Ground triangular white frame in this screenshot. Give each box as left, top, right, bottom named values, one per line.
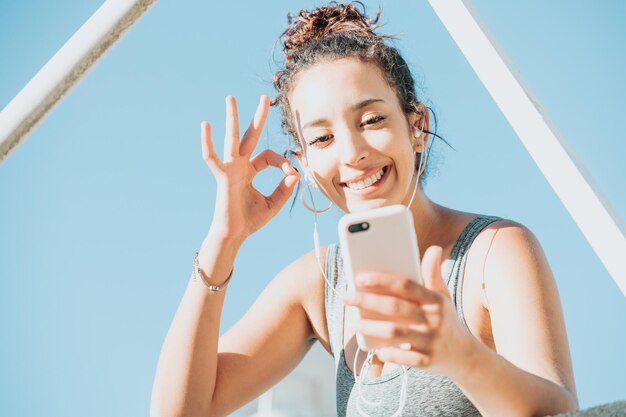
left=0, top=0, right=624, bottom=295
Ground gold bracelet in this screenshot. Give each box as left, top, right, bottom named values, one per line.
left=192, top=252, right=233, bottom=292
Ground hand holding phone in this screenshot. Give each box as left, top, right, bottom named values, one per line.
left=338, top=204, right=423, bottom=350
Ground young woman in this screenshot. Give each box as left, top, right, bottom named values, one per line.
left=151, top=4, right=578, bottom=417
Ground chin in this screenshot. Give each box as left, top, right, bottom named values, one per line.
left=345, top=197, right=395, bottom=213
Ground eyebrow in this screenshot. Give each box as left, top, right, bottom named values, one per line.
left=301, top=98, right=385, bottom=130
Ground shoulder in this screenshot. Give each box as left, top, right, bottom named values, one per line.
left=479, top=220, right=548, bottom=277
left=465, top=217, right=543, bottom=263
left=483, top=220, right=555, bottom=308
left=469, top=219, right=549, bottom=284
left=252, top=246, right=329, bottom=323
left=462, top=218, right=549, bottom=308
left=271, top=246, right=332, bottom=351
left=273, top=246, right=330, bottom=296
left=464, top=218, right=559, bottom=329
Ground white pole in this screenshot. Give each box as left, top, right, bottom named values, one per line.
left=427, top=0, right=626, bottom=296
left=0, top=0, right=157, bottom=163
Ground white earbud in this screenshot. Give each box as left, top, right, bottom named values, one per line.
left=305, top=168, right=318, bottom=189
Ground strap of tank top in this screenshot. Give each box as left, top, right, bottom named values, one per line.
left=445, top=215, right=503, bottom=327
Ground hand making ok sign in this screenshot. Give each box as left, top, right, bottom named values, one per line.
left=201, top=95, right=301, bottom=241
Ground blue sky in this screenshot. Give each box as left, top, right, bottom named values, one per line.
left=1, top=1, right=625, bottom=416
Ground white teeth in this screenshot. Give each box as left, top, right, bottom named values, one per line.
left=346, top=168, right=385, bottom=191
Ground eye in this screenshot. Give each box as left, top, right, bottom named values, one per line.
left=361, top=115, right=386, bottom=127
left=307, top=134, right=333, bottom=147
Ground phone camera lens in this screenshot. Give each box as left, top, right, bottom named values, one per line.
left=348, top=222, right=370, bottom=233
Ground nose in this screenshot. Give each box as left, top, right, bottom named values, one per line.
left=338, top=126, right=370, bottom=166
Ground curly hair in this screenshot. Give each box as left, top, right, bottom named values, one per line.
left=272, top=2, right=431, bottom=150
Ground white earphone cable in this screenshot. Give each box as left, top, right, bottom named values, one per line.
left=300, top=109, right=428, bottom=416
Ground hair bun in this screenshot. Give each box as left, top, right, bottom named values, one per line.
left=280, top=2, right=382, bottom=64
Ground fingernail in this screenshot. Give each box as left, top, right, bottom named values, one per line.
left=285, top=176, right=298, bottom=188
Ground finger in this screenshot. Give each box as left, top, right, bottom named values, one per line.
left=343, top=292, right=427, bottom=325
left=200, top=121, right=223, bottom=171
left=240, top=95, right=270, bottom=156
left=375, top=346, right=432, bottom=368
left=224, top=96, right=240, bottom=160
left=249, top=149, right=300, bottom=210
left=250, top=149, right=295, bottom=174
left=355, top=273, right=441, bottom=305
left=354, top=319, right=431, bottom=350
left=421, top=246, right=450, bottom=298
left=266, top=171, right=300, bottom=212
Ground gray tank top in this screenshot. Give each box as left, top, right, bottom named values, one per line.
left=324, top=215, right=502, bottom=416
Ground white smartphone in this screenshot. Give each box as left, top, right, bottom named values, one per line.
left=338, top=204, right=423, bottom=350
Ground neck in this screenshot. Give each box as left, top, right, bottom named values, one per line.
left=404, top=181, right=450, bottom=258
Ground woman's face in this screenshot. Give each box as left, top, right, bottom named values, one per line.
left=289, top=58, right=424, bottom=213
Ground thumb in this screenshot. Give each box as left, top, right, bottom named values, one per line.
left=421, top=246, right=450, bottom=298
left=267, top=171, right=300, bottom=211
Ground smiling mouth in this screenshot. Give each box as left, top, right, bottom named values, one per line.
left=341, top=165, right=389, bottom=192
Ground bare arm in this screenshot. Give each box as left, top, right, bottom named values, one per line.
left=150, top=235, right=323, bottom=417
left=454, top=223, right=578, bottom=416
left=208, top=248, right=326, bottom=416
left=150, top=232, right=242, bottom=417
left=151, top=95, right=312, bottom=417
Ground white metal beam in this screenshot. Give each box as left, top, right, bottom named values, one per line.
left=427, top=0, right=626, bottom=296
left=0, top=0, right=157, bottom=163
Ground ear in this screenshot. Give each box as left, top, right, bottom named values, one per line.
left=409, top=103, right=430, bottom=154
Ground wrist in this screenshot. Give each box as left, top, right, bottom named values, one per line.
left=448, top=334, right=488, bottom=383
left=205, top=228, right=246, bottom=249
left=193, top=252, right=233, bottom=291
left=194, top=231, right=244, bottom=289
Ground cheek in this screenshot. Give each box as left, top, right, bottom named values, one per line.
left=376, top=134, right=414, bottom=166
left=307, top=153, right=337, bottom=184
